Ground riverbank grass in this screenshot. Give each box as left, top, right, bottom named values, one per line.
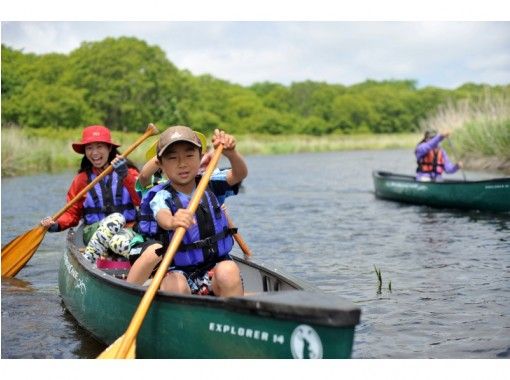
left=1, top=127, right=420, bottom=177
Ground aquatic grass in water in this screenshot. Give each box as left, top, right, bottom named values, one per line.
left=374, top=265, right=392, bottom=294
left=374, top=265, right=382, bottom=294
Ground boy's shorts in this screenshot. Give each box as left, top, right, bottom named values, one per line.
left=171, top=265, right=216, bottom=295
left=130, top=240, right=240, bottom=295
left=169, top=256, right=236, bottom=296
left=128, top=238, right=161, bottom=264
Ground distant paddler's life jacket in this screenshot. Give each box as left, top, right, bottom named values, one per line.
left=82, top=170, right=137, bottom=225
left=137, top=178, right=236, bottom=268
left=416, top=148, right=445, bottom=174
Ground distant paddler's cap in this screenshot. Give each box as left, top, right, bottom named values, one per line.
left=72, top=125, right=120, bottom=154
left=155, top=126, right=207, bottom=159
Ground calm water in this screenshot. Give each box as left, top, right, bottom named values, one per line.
left=2, top=149, right=509, bottom=358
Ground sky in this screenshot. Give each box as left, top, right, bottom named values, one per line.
left=1, top=3, right=510, bottom=90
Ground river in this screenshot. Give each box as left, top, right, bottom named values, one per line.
left=1, top=149, right=509, bottom=358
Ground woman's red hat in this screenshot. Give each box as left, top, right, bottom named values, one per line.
left=72, top=125, right=120, bottom=154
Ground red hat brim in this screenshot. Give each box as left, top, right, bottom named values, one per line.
left=72, top=140, right=121, bottom=154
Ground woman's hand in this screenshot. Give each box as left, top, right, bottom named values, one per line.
left=40, top=216, right=59, bottom=232
left=112, top=155, right=128, bottom=177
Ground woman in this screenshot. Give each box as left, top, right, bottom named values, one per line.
left=40, top=125, right=140, bottom=261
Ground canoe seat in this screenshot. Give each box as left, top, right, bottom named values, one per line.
left=96, top=257, right=131, bottom=270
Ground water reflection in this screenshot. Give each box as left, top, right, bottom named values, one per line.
left=60, top=301, right=106, bottom=358
left=1, top=277, right=36, bottom=292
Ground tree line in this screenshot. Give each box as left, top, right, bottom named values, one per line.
left=2, top=37, right=509, bottom=135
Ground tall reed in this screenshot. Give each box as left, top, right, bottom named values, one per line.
left=419, top=93, right=510, bottom=161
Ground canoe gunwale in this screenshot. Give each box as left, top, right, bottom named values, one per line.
left=373, top=170, right=510, bottom=185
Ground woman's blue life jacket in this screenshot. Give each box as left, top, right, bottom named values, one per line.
left=82, top=170, right=137, bottom=225
left=137, top=179, right=236, bottom=267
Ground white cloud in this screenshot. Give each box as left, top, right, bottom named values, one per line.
left=2, top=21, right=510, bottom=89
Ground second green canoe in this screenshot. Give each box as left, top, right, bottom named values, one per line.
left=373, top=170, right=510, bottom=212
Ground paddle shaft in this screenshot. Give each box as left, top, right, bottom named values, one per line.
left=113, top=145, right=224, bottom=358
left=224, top=210, right=252, bottom=257
left=446, top=138, right=467, bottom=181
left=51, top=123, right=159, bottom=221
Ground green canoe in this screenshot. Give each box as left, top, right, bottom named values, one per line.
left=59, top=227, right=361, bottom=358
left=373, top=170, right=510, bottom=212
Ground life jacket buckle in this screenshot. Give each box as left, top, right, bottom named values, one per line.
left=103, top=205, right=114, bottom=214
left=196, top=235, right=214, bottom=249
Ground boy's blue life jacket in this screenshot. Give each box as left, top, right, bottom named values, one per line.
left=137, top=178, right=236, bottom=267
left=82, top=170, right=137, bottom=225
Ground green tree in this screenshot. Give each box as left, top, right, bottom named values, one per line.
left=250, top=82, right=292, bottom=113
left=9, top=82, right=99, bottom=129
left=62, top=37, right=183, bottom=130
left=330, top=94, right=376, bottom=134
left=2, top=39, right=506, bottom=139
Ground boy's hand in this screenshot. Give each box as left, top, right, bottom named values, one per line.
left=212, top=129, right=236, bottom=151
left=171, top=209, right=195, bottom=229
left=211, top=128, right=248, bottom=186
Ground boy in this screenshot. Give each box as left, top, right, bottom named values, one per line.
left=127, top=126, right=247, bottom=297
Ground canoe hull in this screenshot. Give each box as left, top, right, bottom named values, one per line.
left=372, top=171, right=510, bottom=212
left=59, top=229, right=359, bottom=358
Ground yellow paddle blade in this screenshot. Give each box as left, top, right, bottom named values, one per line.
left=97, top=335, right=136, bottom=359
left=1, top=226, right=47, bottom=278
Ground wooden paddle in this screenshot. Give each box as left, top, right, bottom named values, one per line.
left=223, top=207, right=252, bottom=258
left=446, top=138, right=467, bottom=181
left=98, top=144, right=224, bottom=359
left=1, top=123, right=159, bottom=278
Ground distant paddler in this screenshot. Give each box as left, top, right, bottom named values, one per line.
left=415, top=128, right=463, bottom=182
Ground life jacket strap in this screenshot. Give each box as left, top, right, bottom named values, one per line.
left=137, top=214, right=155, bottom=221
left=179, top=227, right=237, bottom=251
left=83, top=204, right=136, bottom=215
